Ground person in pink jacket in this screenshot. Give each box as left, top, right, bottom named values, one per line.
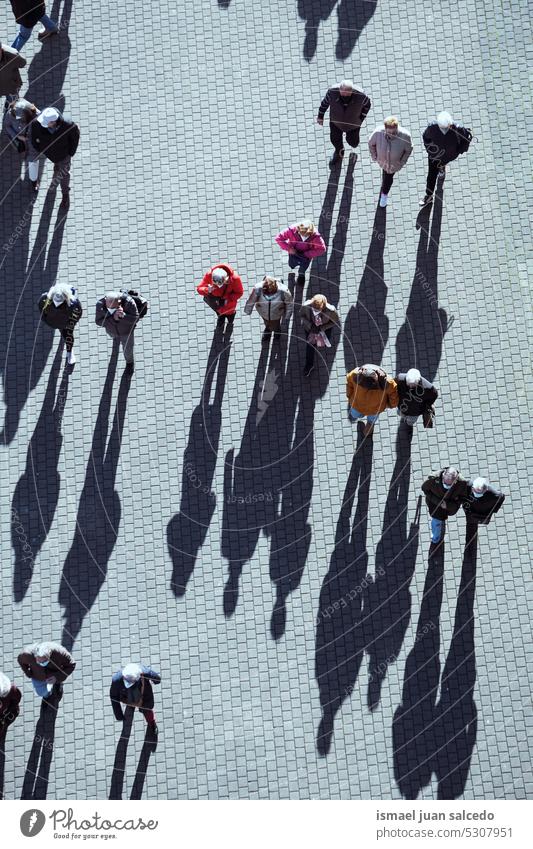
left=275, top=219, right=326, bottom=285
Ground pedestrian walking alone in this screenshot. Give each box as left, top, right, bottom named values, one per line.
left=317, top=79, right=371, bottom=167
left=368, top=116, right=413, bottom=208
left=110, top=663, right=161, bottom=738
left=463, top=477, right=505, bottom=527
left=0, top=41, right=26, bottom=102
left=3, top=97, right=41, bottom=191
left=421, top=467, right=468, bottom=544
left=10, top=1, right=58, bottom=52
left=396, top=368, right=438, bottom=428
left=420, top=110, right=472, bottom=206
left=300, top=294, right=339, bottom=376
left=346, top=364, right=398, bottom=438
left=275, top=219, right=326, bottom=286
left=30, top=106, right=80, bottom=209
left=38, top=283, right=82, bottom=366
left=95, top=291, right=139, bottom=373
left=0, top=672, right=21, bottom=740
left=244, top=275, right=293, bottom=342
left=196, top=263, right=243, bottom=334
left=17, top=641, right=76, bottom=708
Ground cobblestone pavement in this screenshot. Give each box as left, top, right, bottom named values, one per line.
left=0, top=0, right=531, bottom=799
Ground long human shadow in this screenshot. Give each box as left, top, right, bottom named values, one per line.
left=109, top=707, right=133, bottom=799
left=21, top=702, right=58, bottom=799
left=24, top=0, right=73, bottom=109
left=344, top=204, right=388, bottom=373
left=12, top=346, right=69, bottom=601
left=298, top=0, right=377, bottom=61
left=395, top=193, right=449, bottom=381
left=59, top=346, right=131, bottom=649
left=167, top=332, right=231, bottom=596
left=314, top=430, right=373, bottom=755
left=0, top=733, right=5, bottom=799
left=365, top=427, right=421, bottom=710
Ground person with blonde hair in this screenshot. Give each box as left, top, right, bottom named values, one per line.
left=38, top=283, right=83, bottom=366
left=275, top=219, right=326, bottom=285
left=300, top=294, right=339, bottom=376
left=244, top=275, right=293, bottom=342
left=368, top=115, right=413, bottom=207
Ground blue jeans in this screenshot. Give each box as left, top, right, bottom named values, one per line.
left=431, top=518, right=444, bottom=543
left=12, top=15, right=57, bottom=51
left=32, top=678, right=54, bottom=698
left=288, top=253, right=310, bottom=273
left=349, top=408, right=379, bottom=424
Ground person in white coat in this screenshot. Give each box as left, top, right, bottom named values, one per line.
left=368, top=116, right=413, bottom=207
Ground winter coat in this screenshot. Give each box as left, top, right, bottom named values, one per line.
left=110, top=666, right=161, bottom=720
left=39, top=290, right=82, bottom=330
left=300, top=300, right=339, bottom=335
left=0, top=684, right=21, bottom=731
left=0, top=45, right=26, bottom=97
left=346, top=366, right=398, bottom=415
left=275, top=226, right=326, bottom=259
left=10, top=0, right=47, bottom=28
left=18, top=643, right=76, bottom=683
left=421, top=470, right=469, bottom=520
left=31, top=115, right=80, bottom=163
left=368, top=126, right=413, bottom=174
left=244, top=284, right=293, bottom=322
left=463, top=485, right=505, bottom=524
left=196, top=263, right=244, bottom=316
left=2, top=99, right=40, bottom=158
left=318, top=85, right=371, bottom=131
left=95, top=293, right=138, bottom=339
left=396, top=373, right=438, bottom=416
left=422, top=122, right=471, bottom=165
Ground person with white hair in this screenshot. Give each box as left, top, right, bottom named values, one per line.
left=0, top=672, right=21, bottom=740
left=463, top=477, right=506, bottom=526
left=345, top=364, right=398, bottom=438
left=244, top=275, right=293, bottom=342
left=420, top=110, right=473, bottom=206
left=395, top=368, right=439, bottom=428
left=17, top=640, right=76, bottom=707
left=275, top=219, right=326, bottom=285
left=110, top=662, right=161, bottom=738
left=368, top=116, right=413, bottom=207
left=196, top=262, right=244, bottom=333
left=38, top=283, right=83, bottom=365
left=421, top=467, right=469, bottom=544
left=317, top=78, right=371, bottom=166
left=2, top=98, right=42, bottom=192
left=31, top=105, right=80, bottom=209
left=95, top=290, right=139, bottom=373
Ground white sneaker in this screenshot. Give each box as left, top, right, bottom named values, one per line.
left=379, top=193, right=388, bottom=207
left=67, top=351, right=76, bottom=365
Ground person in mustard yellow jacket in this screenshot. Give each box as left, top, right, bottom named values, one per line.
left=346, top=364, right=398, bottom=437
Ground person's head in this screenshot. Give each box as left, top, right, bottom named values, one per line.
left=0, top=672, right=11, bottom=698
left=384, top=116, right=399, bottom=136
left=405, top=368, right=421, bottom=387
left=35, top=643, right=52, bottom=666
left=437, top=110, right=453, bottom=130
left=122, top=663, right=143, bottom=688
left=471, top=477, right=488, bottom=498
left=442, top=467, right=459, bottom=489
left=296, top=219, right=315, bottom=238
left=48, top=283, right=74, bottom=307
left=11, top=99, right=36, bottom=120
left=105, top=291, right=122, bottom=309
left=262, top=275, right=279, bottom=295
left=339, top=80, right=354, bottom=98
left=310, top=294, right=326, bottom=311
left=211, top=267, right=229, bottom=286
left=38, top=106, right=60, bottom=130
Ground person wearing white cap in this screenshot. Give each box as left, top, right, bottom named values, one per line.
left=31, top=106, right=80, bottom=208
left=345, top=363, right=398, bottom=438
left=0, top=672, right=21, bottom=741
left=17, top=640, right=76, bottom=707
left=421, top=467, right=469, bottom=544
left=10, top=1, right=58, bottom=52
left=420, top=110, right=473, bottom=206
left=38, top=283, right=83, bottom=365
left=463, top=477, right=506, bottom=527
left=317, top=79, right=371, bottom=167
left=395, top=368, right=439, bottom=428
left=110, top=663, right=161, bottom=738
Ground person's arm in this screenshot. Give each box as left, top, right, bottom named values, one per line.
left=120, top=296, right=139, bottom=328
left=346, top=372, right=355, bottom=401
left=386, top=379, right=399, bottom=408
left=243, top=287, right=259, bottom=315
left=282, top=290, right=293, bottom=319
left=399, top=134, right=413, bottom=164
left=300, top=306, right=312, bottom=333
left=307, top=234, right=326, bottom=258
left=141, top=666, right=161, bottom=685
left=38, top=293, right=48, bottom=313
left=95, top=300, right=107, bottom=326
left=317, top=89, right=331, bottom=121
left=368, top=130, right=378, bottom=161
left=360, top=95, right=371, bottom=123
left=30, top=122, right=42, bottom=153
left=110, top=679, right=124, bottom=721
left=16, top=53, right=27, bottom=69
left=196, top=272, right=212, bottom=296
left=422, top=125, right=433, bottom=155
left=17, top=653, right=34, bottom=678
left=69, top=301, right=83, bottom=324
left=68, top=123, right=80, bottom=157
left=275, top=228, right=293, bottom=253
left=219, top=275, right=243, bottom=315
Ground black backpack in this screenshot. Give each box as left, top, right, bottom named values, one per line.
left=455, top=126, right=473, bottom=155
left=125, top=290, right=148, bottom=319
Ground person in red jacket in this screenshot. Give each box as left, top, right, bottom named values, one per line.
left=196, top=263, right=244, bottom=333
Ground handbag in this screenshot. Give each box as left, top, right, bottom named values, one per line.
left=423, top=405, right=435, bottom=428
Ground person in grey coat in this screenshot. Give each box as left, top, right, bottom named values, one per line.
left=317, top=78, right=371, bottom=166
left=3, top=98, right=41, bottom=190
left=244, top=275, right=293, bottom=342
left=300, top=294, right=339, bottom=376
left=95, top=291, right=139, bottom=373
left=0, top=41, right=26, bottom=100
left=368, top=116, right=413, bottom=207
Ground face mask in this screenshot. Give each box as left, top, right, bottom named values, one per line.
left=442, top=481, right=453, bottom=490
left=438, top=125, right=449, bottom=134
left=107, top=307, right=117, bottom=314
left=52, top=294, right=65, bottom=306
left=472, top=490, right=484, bottom=499
left=37, top=660, right=49, bottom=667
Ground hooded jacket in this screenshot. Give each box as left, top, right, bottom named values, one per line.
left=346, top=366, right=398, bottom=415
left=275, top=226, right=326, bottom=259
left=318, top=85, right=371, bottom=131
left=244, top=283, right=293, bottom=322
left=368, top=126, right=413, bottom=174
left=422, top=122, right=471, bottom=165
left=463, top=485, right=505, bottom=524
left=396, top=373, right=438, bottom=416
left=17, top=642, right=76, bottom=683
left=0, top=44, right=26, bottom=97
left=31, top=114, right=80, bottom=163
left=3, top=99, right=40, bottom=157
left=95, top=293, right=138, bottom=338
left=39, top=290, right=83, bottom=330
left=421, top=470, right=469, bottom=520
left=196, top=263, right=244, bottom=316
left=10, top=0, right=47, bottom=28
left=109, top=666, right=161, bottom=720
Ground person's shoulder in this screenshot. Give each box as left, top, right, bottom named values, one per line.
left=398, top=127, right=412, bottom=141
left=111, top=671, right=122, bottom=683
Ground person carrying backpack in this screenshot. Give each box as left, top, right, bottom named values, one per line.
left=420, top=110, right=472, bottom=206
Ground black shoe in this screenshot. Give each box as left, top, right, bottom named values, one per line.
left=419, top=193, right=433, bottom=207
left=262, top=330, right=271, bottom=343
left=59, top=193, right=70, bottom=209
left=303, top=364, right=315, bottom=377
left=147, top=721, right=158, bottom=738
left=125, top=361, right=134, bottom=374
left=329, top=149, right=344, bottom=167
left=296, top=273, right=306, bottom=285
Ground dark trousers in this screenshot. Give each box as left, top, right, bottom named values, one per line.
left=330, top=122, right=360, bottom=153
left=263, top=318, right=281, bottom=332
left=305, top=328, right=332, bottom=368
left=288, top=253, right=311, bottom=273
left=426, top=159, right=443, bottom=196
left=52, top=156, right=71, bottom=193
left=60, top=325, right=75, bottom=352
left=140, top=708, right=155, bottom=723
left=381, top=170, right=394, bottom=194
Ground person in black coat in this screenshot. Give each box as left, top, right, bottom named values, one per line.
left=110, top=663, right=161, bottom=738
left=396, top=368, right=439, bottom=428
left=10, top=1, right=58, bottom=52
left=420, top=110, right=472, bottom=206
left=31, top=107, right=80, bottom=208
left=317, top=79, right=371, bottom=166
left=463, top=477, right=505, bottom=526
left=421, top=467, right=469, bottom=544
left=0, top=41, right=26, bottom=99
left=38, top=283, right=83, bottom=366
left=0, top=672, right=21, bottom=740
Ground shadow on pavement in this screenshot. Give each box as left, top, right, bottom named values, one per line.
left=21, top=701, right=58, bottom=799
left=298, top=0, right=378, bottom=62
